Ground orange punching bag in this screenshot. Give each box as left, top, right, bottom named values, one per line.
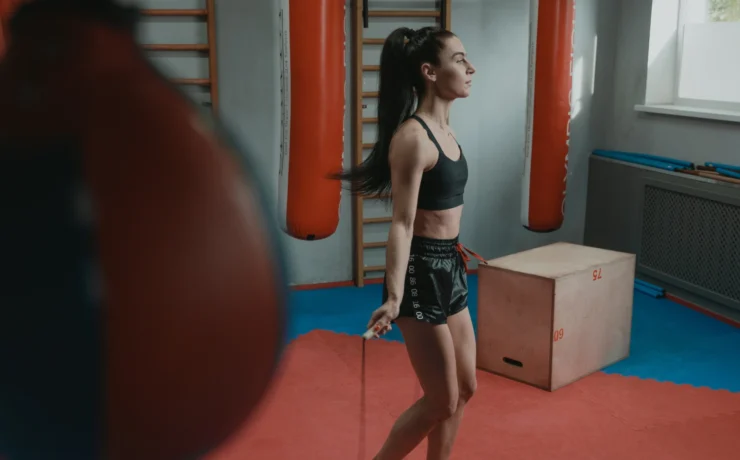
left=278, top=0, right=345, bottom=240
left=0, top=1, right=6, bottom=56
left=521, top=0, right=575, bottom=232
left=0, top=1, right=287, bottom=459
left=0, top=0, right=25, bottom=56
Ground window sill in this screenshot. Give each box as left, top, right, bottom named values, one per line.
left=634, top=104, right=740, bottom=124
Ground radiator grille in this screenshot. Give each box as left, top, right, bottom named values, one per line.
left=640, top=185, right=740, bottom=304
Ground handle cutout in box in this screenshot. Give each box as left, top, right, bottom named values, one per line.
left=503, top=357, right=523, bottom=367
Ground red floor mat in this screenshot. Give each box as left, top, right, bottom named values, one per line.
left=207, top=330, right=740, bottom=460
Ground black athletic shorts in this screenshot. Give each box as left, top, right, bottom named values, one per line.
left=382, top=235, right=472, bottom=325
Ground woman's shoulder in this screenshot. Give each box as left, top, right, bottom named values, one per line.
left=394, top=118, right=435, bottom=150
left=389, top=119, right=436, bottom=169
left=395, top=117, right=427, bottom=138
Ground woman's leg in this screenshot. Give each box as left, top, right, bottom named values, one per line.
left=425, top=308, right=477, bottom=460
left=374, top=318, right=459, bottom=460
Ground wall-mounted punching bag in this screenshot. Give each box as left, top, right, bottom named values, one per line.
left=278, top=0, right=345, bottom=241
left=521, top=0, right=575, bottom=233
left=0, top=1, right=287, bottom=459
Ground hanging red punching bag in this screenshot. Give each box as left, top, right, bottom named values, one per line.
left=277, top=0, right=345, bottom=240
left=521, top=0, right=575, bottom=232
left=0, top=1, right=287, bottom=459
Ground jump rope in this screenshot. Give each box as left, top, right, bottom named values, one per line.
left=358, top=327, right=423, bottom=460
left=356, top=246, right=485, bottom=458
left=358, top=327, right=375, bottom=460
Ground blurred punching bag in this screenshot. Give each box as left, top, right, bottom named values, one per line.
left=0, top=0, right=26, bottom=56
left=0, top=1, right=287, bottom=459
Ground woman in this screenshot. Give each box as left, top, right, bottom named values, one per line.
left=336, top=26, right=478, bottom=460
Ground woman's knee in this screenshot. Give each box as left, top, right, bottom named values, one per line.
left=458, top=377, right=477, bottom=403
left=424, top=388, right=459, bottom=421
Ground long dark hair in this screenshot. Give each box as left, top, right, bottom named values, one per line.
left=332, top=26, right=455, bottom=199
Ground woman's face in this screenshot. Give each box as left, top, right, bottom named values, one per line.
left=424, top=36, right=476, bottom=100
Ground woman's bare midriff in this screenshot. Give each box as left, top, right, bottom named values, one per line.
left=413, top=205, right=463, bottom=240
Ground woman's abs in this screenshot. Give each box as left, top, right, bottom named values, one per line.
left=413, top=205, right=463, bottom=240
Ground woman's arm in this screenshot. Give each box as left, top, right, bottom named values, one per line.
left=383, top=129, right=428, bottom=310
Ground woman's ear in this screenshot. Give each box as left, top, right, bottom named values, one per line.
left=420, top=62, right=437, bottom=82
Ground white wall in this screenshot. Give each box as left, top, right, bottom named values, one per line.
left=604, top=0, right=740, bottom=164
left=448, top=0, right=617, bottom=261
left=214, top=0, right=618, bottom=286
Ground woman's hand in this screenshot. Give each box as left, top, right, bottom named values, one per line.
left=366, top=301, right=400, bottom=338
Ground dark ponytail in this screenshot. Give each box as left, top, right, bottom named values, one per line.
left=332, top=26, right=455, bottom=200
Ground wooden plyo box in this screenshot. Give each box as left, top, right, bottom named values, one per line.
left=476, top=242, right=636, bottom=391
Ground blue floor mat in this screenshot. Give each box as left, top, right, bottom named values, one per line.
left=287, top=275, right=740, bottom=392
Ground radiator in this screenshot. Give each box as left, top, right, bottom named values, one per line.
left=584, top=155, right=740, bottom=313
left=640, top=185, right=740, bottom=307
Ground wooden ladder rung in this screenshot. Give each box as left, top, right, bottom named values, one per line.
left=353, top=0, right=450, bottom=288
left=363, top=216, right=392, bottom=224
left=172, top=78, right=211, bottom=86
left=369, top=10, right=439, bottom=18
left=363, top=241, right=387, bottom=249
left=140, top=9, right=208, bottom=17
left=364, top=265, right=386, bottom=273
left=142, top=44, right=210, bottom=51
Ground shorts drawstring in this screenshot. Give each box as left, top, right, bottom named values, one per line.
left=455, top=243, right=488, bottom=272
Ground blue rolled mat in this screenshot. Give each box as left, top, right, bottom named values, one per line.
left=635, top=278, right=665, bottom=293
left=717, top=168, right=740, bottom=179
left=593, top=149, right=694, bottom=168
left=592, top=150, right=684, bottom=172
left=634, top=282, right=664, bottom=298
left=706, top=162, right=740, bottom=172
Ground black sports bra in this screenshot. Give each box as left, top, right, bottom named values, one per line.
left=411, top=115, right=468, bottom=211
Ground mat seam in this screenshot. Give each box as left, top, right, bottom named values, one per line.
left=578, top=376, right=740, bottom=431
left=599, top=372, right=740, bottom=394
left=630, top=408, right=740, bottom=432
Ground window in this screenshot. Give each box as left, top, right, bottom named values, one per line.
left=637, top=0, right=740, bottom=122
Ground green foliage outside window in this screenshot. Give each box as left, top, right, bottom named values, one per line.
left=709, top=0, right=740, bottom=22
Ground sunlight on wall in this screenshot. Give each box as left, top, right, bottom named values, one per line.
left=591, top=34, right=598, bottom=95
left=571, top=32, right=598, bottom=121
left=571, top=56, right=583, bottom=119
left=648, top=0, right=680, bottom=67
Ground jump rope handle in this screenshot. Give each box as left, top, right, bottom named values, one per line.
left=362, top=327, right=376, bottom=340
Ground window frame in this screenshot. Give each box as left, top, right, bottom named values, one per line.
left=636, top=0, right=740, bottom=123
